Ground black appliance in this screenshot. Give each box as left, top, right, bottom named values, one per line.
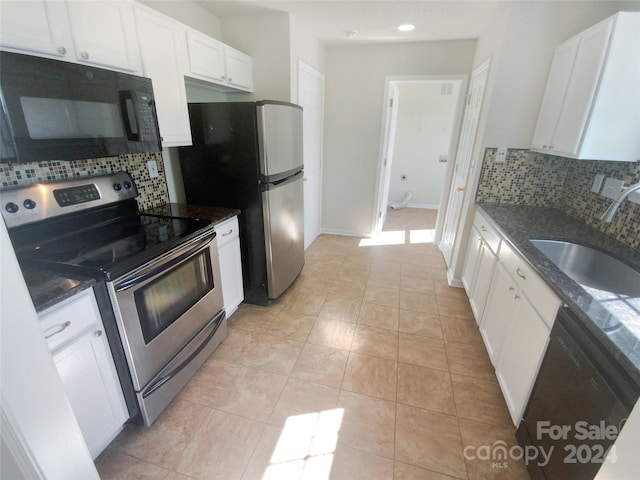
left=0, top=51, right=161, bottom=163
left=179, top=101, right=304, bottom=305
left=517, top=306, right=640, bottom=479
left=1, top=172, right=227, bottom=426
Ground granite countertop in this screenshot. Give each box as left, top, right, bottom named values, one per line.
left=477, top=202, right=640, bottom=384
left=21, top=266, right=96, bottom=313
left=142, top=203, right=240, bottom=225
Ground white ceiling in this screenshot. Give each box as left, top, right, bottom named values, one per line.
left=195, top=0, right=509, bottom=45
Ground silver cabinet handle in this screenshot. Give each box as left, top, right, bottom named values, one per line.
left=81, top=51, right=89, bottom=59
left=44, top=321, right=71, bottom=339
left=480, top=225, right=487, bottom=232
left=94, top=330, right=103, bottom=338
left=222, top=229, right=233, bottom=236
left=516, top=268, right=527, bottom=280
left=508, top=286, right=515, bottom=292
left=57, top=46, right=67, bottom=55
left=514, top=294, right=521, bottom=300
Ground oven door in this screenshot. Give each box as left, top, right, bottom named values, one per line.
left=108, top=229, right=224, bottom=391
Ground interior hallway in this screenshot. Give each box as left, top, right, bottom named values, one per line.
left=96, top=207, right=529, bottom=479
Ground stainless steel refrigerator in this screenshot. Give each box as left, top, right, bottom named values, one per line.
left=178, top=101, right=304, bottom=305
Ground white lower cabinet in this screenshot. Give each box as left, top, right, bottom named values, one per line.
left=461, top=210, right=500, bottom=323
left=216, top=216, right=244, bottom=317
left=476, top=216, right=561, bottom=426
left=39, top=288, right=128, bottom=459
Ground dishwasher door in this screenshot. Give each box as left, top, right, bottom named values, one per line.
left=516, top=307, right=639, bottom=480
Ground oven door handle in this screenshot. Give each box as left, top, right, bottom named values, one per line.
left=116, top=232, right=215, bottom=292
left=141, top=310, right=225, bottom=399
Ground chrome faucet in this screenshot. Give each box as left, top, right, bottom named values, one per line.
left=600, top=182, right=640, bottom=222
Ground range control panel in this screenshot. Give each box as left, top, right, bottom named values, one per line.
left=1, top=172, right=138, bottom=228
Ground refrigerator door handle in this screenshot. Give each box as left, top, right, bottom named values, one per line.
left=261, top=169, right=304, bottom=189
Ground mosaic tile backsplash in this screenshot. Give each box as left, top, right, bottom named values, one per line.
left=0, top=152, right=169, bottom=212
left=476, top=148, right=640, bottom=250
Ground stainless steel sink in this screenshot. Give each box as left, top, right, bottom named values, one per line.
left=529, top=239, right=640, bottom=297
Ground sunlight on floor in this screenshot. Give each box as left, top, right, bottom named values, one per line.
left=262, top=409, right=344, bottom=479
left=358, top=229, right=436, bottom=247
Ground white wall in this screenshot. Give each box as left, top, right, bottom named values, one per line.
left=389, top=82, right=459, bottom=208
left=222, top=14, right=292, bottom=101
left=323, top=40, right=476, bottom=236
left=289, top=14, right=327, bottom=104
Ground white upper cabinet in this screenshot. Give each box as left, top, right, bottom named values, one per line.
left=134, top=4, right=191, bottom=147
left=185, top=29, right=227, bottom=84
left=184, top=27, right=254, bottom=92
left=225, top=46, right=254, bottom=91
left=65, top=0, right=141, bottom=73
left=0, top=0, right=141, bottom=73
left=531, top=12, right=640, bottom=161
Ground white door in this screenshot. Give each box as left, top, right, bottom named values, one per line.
left=375, top=84, right=400, bottom=235
left=440, top=60, right=489, bottom=266
left=298, top=61, right=325, bottom=249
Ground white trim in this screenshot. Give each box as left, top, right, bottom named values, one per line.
left=405, top=203, right=439, bottom=210
left=319, top=228, right=370, bottom=238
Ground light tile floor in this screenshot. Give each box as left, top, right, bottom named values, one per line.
left=96, top=208, right=530, bottom=480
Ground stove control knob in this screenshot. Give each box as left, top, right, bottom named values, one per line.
left=23, top=199, right=36, bottom=210
left=123, top=181, right=132, bottom=189
left=113, top=183, right=122, bottom=191
left=5, top=202, right=19, bottom=214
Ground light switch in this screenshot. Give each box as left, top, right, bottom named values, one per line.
left=601, top=177, right=624, bottom=199
left=147, top=160, right=159, bottom=179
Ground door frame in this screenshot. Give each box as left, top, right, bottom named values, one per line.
left=297, top=60, right=325, bottom=249
left=372, top=74, right=468, bottom=237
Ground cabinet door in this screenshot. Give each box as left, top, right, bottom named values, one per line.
left=54, top=328, right=128, bottom=458
left=185, top=29, right=226, bottom=83
left=134, top=6, right=191, bottom=147
left=218, top=236, right=244, bottom=316
left=530, top=37, right=579, bottom=151
left=461, top=226, right=483, bottom=294
left=0, top=0, right=72, bottom=58
left=550, top=18, right=613, bottom=156
left=469, top=242, right=496, bottom=323
left=480, top=263, right=516, bottom=364
left=495, top=296, right=550, bottom=426
left=65, top=0, right=140, bottom=73
left=225, top=47, right=253, bottom=91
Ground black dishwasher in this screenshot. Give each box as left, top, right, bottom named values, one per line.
left=517, top=306, right=639, bottom=480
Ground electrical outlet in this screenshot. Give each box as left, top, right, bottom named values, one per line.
left=591, top=174, right=604, bottom=193
left=439, top=154, right=448, bottom=163
left=400, top=174, right=407, bottom=181
left=601, top=177, right=624, bottom=199
left=147, top=160, right=159, bottom=179
left=495, top=147, right=507, bottom=163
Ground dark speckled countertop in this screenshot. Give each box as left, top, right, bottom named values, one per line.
left=478, top=203, right=640, bottom=385
left=142, top=203, right=240, bottom=225
left=21, top=266, right=96, bottom=313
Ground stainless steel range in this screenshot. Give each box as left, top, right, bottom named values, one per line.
left=1, top=172, right=227, bottom=426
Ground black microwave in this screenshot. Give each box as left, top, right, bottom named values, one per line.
left=0, top=51, right=162, bottom=164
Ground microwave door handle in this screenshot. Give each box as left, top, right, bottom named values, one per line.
left=116, top=232, right=215, bottom=292
left=119, top=91, right=140, bottom=141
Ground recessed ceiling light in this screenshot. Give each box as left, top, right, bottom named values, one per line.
left=398, top=24, right=415, bottom=32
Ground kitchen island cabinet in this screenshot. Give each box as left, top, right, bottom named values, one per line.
left=0, top=0, right=141, bottom=74
left=531, top=12, right=640, bottom=161
left=39, top=288, right=128, bottom=459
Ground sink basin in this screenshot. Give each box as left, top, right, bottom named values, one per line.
left=529, top=239, right=640, bottom=297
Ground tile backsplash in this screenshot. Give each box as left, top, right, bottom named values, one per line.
left=0, top=152, right=169, bottom=212
left=476, top=148, right=639, bottom=250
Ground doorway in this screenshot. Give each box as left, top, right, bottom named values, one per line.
left=373, top=75, right=468, bottom=237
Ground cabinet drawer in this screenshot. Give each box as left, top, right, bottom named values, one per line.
left=499, top=242, right=560, bottom=326
left=39, top=289, right=100, bottom=352
left=215, top=216, right=239, bottom=247
left=474, top=211, right=501, bottom=254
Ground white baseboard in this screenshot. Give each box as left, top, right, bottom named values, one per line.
left=320, top=228, right=370, bottom=238
left=446, top=268, right=464, bottom=288
left=405, top=203, right=439, bottom=210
